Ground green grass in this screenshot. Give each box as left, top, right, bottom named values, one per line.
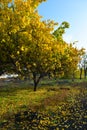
left=0, top=78, right=87, bottom=129
left=0, top=79, right=84, bottom=118
left=0, top=82, right=55, bottom=113
left=0, top=81, right=58, bottom=118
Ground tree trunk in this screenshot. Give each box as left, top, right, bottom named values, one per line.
left=80, top=68, right=82, bottom=79
left=33, top=73, right=42, bottom=91
left=34, top=82, right=38, bottom=91
left=84, top=67, right=86, bottom=79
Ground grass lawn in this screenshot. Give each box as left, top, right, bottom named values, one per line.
left=0, top=78, right=87, bottom=129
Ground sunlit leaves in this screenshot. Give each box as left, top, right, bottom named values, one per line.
left=53, top=21, right=70, bottom=40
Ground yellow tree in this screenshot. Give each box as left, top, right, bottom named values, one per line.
left=53, top=23, right=84, bottom=79
left=60, top=43, right=85, bottom=79
left=0, top=0, right=60, bottom=91
left=17, top=19, right=59, bottom=91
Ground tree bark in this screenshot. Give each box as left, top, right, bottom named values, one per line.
left=34, top=82, right=38, bottom=91
left=84, top=67, right=86, bottom=79
left=80, top=68, right=82, bottom=79
left=33, top=73, right=42, bottom=91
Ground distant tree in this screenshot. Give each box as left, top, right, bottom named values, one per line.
left=79, top=53, right=87, bottom=79
left=53, top=24, right=84, bottom=80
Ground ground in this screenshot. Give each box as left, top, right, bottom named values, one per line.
left=0, top=78, right=87, bottom=130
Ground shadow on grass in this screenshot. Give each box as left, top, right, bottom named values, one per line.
left=1, top=90, right=87, bottom=130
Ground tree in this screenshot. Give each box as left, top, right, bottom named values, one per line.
left=78, top=52, right=87, bottom=79
left=0, top=0, right=59, bottom=91
left=53, top=24, right=85, bottom=80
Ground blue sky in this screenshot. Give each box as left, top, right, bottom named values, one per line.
left=38, top=0, right=87, bottom=50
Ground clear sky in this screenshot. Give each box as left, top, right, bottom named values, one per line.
left=38, top=0, right=87, bottom=50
